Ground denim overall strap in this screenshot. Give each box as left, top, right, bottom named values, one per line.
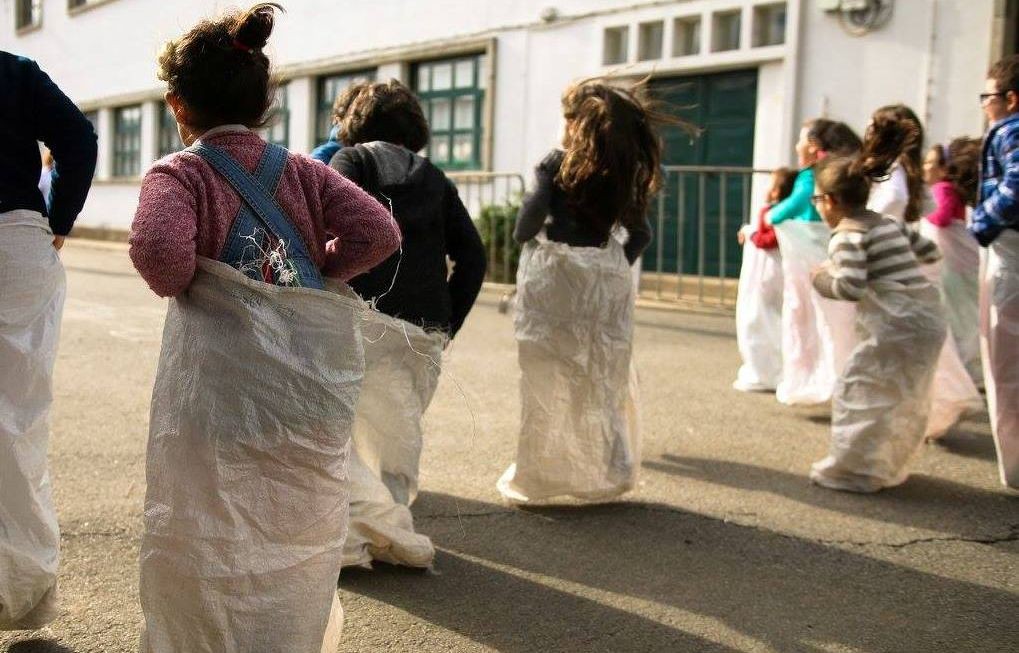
left=190, top=142, right=325, bottom=290
left=217, top=143, right=283, bottom=272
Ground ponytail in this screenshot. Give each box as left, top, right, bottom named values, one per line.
left=861, top=104, right=925, bottom=221
left=158, top=3, right=284, bottom=130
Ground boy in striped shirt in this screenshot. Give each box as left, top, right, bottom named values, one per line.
left=807, top=156, right=947, bottom=493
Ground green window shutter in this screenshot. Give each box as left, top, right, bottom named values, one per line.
left=113, top=105, right=142, bottom=178
left=413, top=54, right=486, bottom=171
left=645, top=69, right=758, bottom=278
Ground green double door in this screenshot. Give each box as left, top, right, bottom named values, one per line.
left=645, top=69, right=759, bottom=278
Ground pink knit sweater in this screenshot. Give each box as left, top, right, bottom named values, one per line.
left=129, top=127, right=400, bottom=297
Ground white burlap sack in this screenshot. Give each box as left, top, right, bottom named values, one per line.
left=911, top=222, right=983, bottom=440
left=343, top=314, right=445, bottom=568
left=0, top=211, right=66, bottom=631
left=733, top=225, right=784, bottom=392
left=980, top=230, right=1019, bottom=489
left=811, top=283, right=946, bottom=492
left=920, top=220, right=982, bottom=383
left=498, top=236, right=640, bottom=503
left=774, top=221, right=857, bottom=405
left=139, top=258, right=365, bottom=653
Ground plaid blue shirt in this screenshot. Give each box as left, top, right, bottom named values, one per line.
left=971, top=113, right=1019, bottom=246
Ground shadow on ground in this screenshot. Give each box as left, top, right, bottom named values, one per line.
left=340, top=492, right=1018, bottom=653
left=644, top=454, right=1017, bottom=539
left=932, top=428, right=1000, bottom=463
left=5, top=640, right=76, bottom=653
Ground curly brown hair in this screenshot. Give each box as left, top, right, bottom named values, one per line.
left=556, top=78, right=698, bottom=235
left=157, top=3, right=283, bottom=130
left=332, top=80, right=430, bottom=152
left=859, top=104, right=925, bottom=221
left=989, top=54, right=1019, bottom=94
left=930, top=138, right=983, bottom=207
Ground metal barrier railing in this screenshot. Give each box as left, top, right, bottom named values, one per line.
left=450, top=166, right=773, bottom=309
left=643, top=166, right=774, bottom=307
left=447, top=172, right=525, bottom=285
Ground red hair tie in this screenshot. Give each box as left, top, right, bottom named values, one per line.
left=232, top=38, right=253, bottom=53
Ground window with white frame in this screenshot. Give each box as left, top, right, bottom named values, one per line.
left=263, top=84, right=290, bottom=148
left=712, top=9, right=742, bottom=52
left=15, top=0, right=41, bottom=31
left=113, top=105, right=142, bottom=178
left=753, top=2, right=787, bottom=47
left=316, top=70, right=376, bottom=144
left=673, top=16, right=702, bottom=57
left=638, top=21, right=664, bottom=61
left=158, top=102, right=183, bottom=159
left=414, top=54, right=486, bottom=171
left=603, top=26, right=629, bottom=65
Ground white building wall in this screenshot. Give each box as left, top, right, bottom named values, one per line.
left=795, top=0, right=995, bottom=160
left=0, top=0, right=1005, bottom=231
left=3, top=0, right=635, bottom=102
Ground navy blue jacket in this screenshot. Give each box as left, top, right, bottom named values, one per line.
left=310, top=125, right=342, bottom=165
left=0, top=51, right=97, bottom=235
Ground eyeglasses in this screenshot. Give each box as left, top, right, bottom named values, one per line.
left=810, top=194, right=827, bottom=206
left=981, top=92, right=1007, bottom=103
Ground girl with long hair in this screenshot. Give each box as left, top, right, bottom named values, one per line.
left=922, top=138, right=984, bottom=384
left=860, top=106, right=982, bottom=439
left=769, top=119, right=862, bottom=406
left=498, top=79, right=692, bottom=503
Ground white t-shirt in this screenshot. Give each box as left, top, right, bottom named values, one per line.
left=38, top=166, right=52, bottom=208
left=867, top=164, right=909, bottom=222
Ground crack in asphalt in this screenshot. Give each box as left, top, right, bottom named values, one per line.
left=62, top=530, right=132, bottom=539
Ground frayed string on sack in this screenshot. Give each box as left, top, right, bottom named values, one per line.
left=237, top=228, right=300, bottom=286
left=363, top=192, right=403, bottom=312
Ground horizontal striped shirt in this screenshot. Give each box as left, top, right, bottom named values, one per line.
left=812, top=212, right=940, bottom=302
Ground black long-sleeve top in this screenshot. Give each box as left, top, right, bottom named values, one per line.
left=0, top=52, right=97, bottom=234
left=513, top=150, right=652, bottom=264
left=331, top=142, right=486, bottom=336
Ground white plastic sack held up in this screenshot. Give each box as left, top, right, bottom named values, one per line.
left=980, top=230, right=1019, bottom=489
left=733, top=225, right=784, bottom=392
left=811, top=283, right=946, bottom=492
left=139, top=259, right=365, bottom=653
left=498, top=236, right=640, bottom=503
left=910, top=222, right=983, bottom=440
left=344, top=313, right=445, bottom=568
left=774, top=221, right=858, bottom=405
left=0, top=211, right=66, bottom=631
left=920, top=219, right=982, bottom=383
